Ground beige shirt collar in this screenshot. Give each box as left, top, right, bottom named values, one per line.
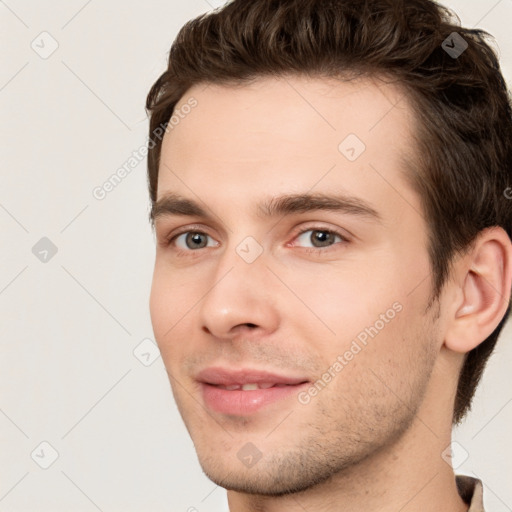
left=456, top=475, right=485, bottom=512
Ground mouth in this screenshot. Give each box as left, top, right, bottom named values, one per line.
left=197, top=367, right=310, bottom=415
left=212, top=382, right=306, bottom=391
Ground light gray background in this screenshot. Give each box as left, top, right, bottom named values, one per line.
left=1, top=1, right=511, bottom=511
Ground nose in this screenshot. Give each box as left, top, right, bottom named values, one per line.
left=198, top=244, right=280, bottom=340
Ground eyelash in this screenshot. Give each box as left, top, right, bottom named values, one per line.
left=163, top=225, right=349, bottom=257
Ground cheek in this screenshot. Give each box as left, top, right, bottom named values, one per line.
left=149, top=264, right=166, bottom=330
left=284, top=258, right=426, bottom=365
left=149, top=265, right=185, bottom=346
left=283, top=262, right=395, bottom=333
left=149, top=261, right=208, bottom=360
left=320, top=307, right=432, bottom=418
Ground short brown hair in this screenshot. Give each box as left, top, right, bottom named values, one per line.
left=145, top=0, right=512, bottom=425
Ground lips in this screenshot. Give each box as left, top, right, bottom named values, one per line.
left=196, top=367, right=309, bottom=387
left=217, top=383, right=291, bottom=390
left=197, top=367, right=310, bottom=415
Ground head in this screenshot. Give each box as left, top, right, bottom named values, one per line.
left=146, top=0, right=512, bottom=497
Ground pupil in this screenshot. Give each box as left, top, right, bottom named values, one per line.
left=187, top=233, right=206, bottom=249
left=313, top=230, right=333, bottom=247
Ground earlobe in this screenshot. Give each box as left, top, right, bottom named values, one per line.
left=444, top=227, right=512, bottom=354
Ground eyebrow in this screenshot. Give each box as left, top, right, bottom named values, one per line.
left=151, top=191, right=382, bottom=225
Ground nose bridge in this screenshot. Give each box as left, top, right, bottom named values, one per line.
left=198, top=233, right=277, bottom=338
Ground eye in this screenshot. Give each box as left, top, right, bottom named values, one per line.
left=173, top=231, right=218, bottom=251
left=293, top=228, right=347, bottom=250
left=163, top=226, right=348, bottom=256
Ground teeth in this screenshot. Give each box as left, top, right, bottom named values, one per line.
left=241, top=382, right=276, bottom=390
left=223, top=385, right=241, bottom=390
left=241, top=383, right=259, bottom=391
left=217, top=382, right=277, bottom=390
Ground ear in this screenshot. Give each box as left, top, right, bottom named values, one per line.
left=444, top=227, right=512, bottom=354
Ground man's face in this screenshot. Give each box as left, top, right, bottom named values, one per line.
left=150, top=75, right=443, bottom=495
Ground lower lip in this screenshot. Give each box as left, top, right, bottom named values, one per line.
left=201, top=382, right=309, bottom=415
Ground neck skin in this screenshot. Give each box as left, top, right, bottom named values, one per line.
left=227, top=348, right=470, bottom=512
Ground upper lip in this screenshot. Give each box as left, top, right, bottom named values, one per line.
left=197, top=367, right=310, bottom=386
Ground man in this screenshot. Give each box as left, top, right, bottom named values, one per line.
left=145, top=0, right=512, bottom=510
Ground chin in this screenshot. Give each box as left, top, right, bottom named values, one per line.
left=196, top=450, right=345, bottom=497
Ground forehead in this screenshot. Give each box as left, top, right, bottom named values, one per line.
left=156, top=74, right=420, bottom=225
